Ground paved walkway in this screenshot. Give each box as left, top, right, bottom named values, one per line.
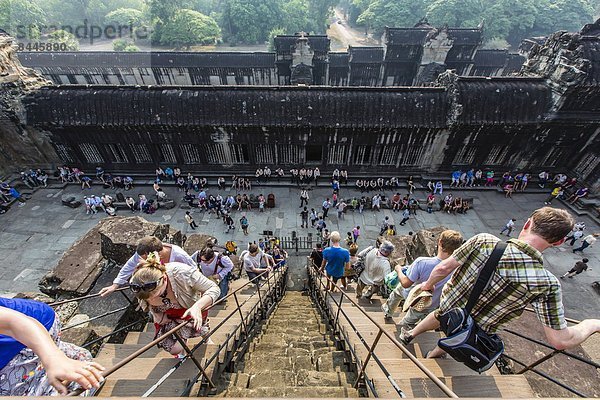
left=1, top=182, right=598, bottom=321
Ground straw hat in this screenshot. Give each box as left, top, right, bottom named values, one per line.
left=402, top=285, right=433, bottom=312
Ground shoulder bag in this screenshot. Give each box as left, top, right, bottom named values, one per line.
left=437, top=242, right=507, bottom=373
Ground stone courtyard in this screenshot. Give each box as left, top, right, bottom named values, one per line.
left=1, top=181, right=599, bottom=323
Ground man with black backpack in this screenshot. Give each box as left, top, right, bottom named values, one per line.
left=399, top=207, right=600, bottom=366
left=192, top=246, right=235, bottom=301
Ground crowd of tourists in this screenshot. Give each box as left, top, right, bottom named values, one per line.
left=313, top=206, right=600, bottom=366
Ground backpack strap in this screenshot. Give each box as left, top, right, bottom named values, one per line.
left=213, top=254, right=223, bottom=275
left=464, top=241, right=507, bottom=315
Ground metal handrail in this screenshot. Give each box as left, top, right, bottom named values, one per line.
left=49, top=286, right=131, bottom=307
left=306, top=259, right=458, bottom=398
left=67, top=265, right=286, bottom=396
left=308, top=258, right=597, bottom=398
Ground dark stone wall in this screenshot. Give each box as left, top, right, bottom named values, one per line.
left=21, top=77, right=600, bottom=192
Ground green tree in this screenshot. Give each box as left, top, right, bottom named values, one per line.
left=282, top=0, right=316, bottom=34
left=357, top=0, right=427, bottom=37
left=0, top=0, right=47, bottom=39
left=308, top=0, right=337, bottom=32
left=221, top=0, right=283, bottom=44
left=105, top=8, right=144, bottom=26
left=48, top=29, right=80, bottom=50
left=267, top=27, right=286, bottom=50
left=123, top=43, right=140, bottom=51
left=159, top=9, right=221, bottom=48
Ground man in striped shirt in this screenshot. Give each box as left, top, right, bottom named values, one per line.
left=399, top=207, right=600, bottom=358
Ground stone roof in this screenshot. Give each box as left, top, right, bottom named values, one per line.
left=455, top=77, right=550, bottom=124
left=273, top=35, right=330, bottom=53
left=18, top=51, right=276, bottom=68
left=24, top=85, right=449, bottom=129
left=348, top=46, right=384, bottom=63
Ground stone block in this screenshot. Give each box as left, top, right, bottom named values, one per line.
left=316, top=351, right=348, bottom=372
left=60, top=326, right=99, bottom=348
left=14, top=291, right=54, bottom=303
left=296, top=369, right=353, bottom=387
left=411, top=225, right=448, bottom=261
left=39, top=223, right=105, bottom=297
left=244, top=355, right=292, bottom=372
left=67, top=313, right=90, bottom=329
left=292, top=355, right=313, bottom=371
left=55, top=301, right=78, bottom=324
left=248, top=371, right=296, bottom=388
left=182, top=233, right=217, bottom=255
left=98, top=216, right=172, bottom=264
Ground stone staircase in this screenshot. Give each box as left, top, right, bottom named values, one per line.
left=92, top=270, right=286, bottom=397
left=216, top=291, right=360, bottom=397
left=311, top=278, right=536, bottom=398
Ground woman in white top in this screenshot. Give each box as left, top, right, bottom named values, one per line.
left=130, top=252, right=220, bottom=356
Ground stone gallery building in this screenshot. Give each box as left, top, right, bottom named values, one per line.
left=2, top=20, right=600, bottom=190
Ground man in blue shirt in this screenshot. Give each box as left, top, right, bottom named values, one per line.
left=382, top=230, right=463, bottom=329
left=321, top=231, right=350, bottom=291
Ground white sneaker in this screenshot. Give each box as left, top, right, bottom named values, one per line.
left=399, top=327, right=413, bottom=345
left=381, top=303, right=392, bottom=319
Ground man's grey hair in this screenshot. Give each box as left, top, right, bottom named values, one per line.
left=379, top=240, right=395, bottom=255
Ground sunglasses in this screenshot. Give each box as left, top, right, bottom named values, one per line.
left=130, top=278, right=162, bottom=293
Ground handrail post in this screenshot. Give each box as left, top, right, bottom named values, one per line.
left=257, top=279, right=265, bottom=318
left=334, top=294, right=344, bottom=330
left=173, top=332, right=215, bottom=388
left=354, top=329, right=383, bottom=388
left=233, top=292, right=249, bottom=338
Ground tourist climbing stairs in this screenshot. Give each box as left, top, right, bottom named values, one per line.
left=91, top=266, right=287, bottom=397
left=215, top=291, right=360, bottom=397
left=307, top=264, right=536, bottom=398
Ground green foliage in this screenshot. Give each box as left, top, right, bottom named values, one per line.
left=356, top=0, right=427, bottom=37
left=267, top=27, right=286, bottom=51
left=220, top=0, right=336, bottom=44
left=351, top=0, right=595, bottom=46
left=105, top=8, right=144, bottom=26
left=159, top=9, right=221, bottom=48
left=0, top=0, right=46, bottom=39
left=123, top=43, right=139, bottom=51
left=48, top=29, right=80, bottom=50
left=308, top=0, right=337, bottom=32
left=112, top=37, right=129, bottom=50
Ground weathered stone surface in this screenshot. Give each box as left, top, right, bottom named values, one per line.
left=98, top=216, right=173, bottom=264
left=39, top=222, right=104, bottom=296
left=0, top=32, right=57, bottom=176
left=385, top=235, right=413, bottom=267
left=55, top=301, right=78, bottom=325
left=248, top=371, right=296, bottom=388
left=66, top=313, right=90, bottom=329
left=182, top=233, right=217, bottom=255
left=14, top=291, right=54, bottom=303
left=60, top=326, right=98, bottom=348
left=411, top=226, right=448, bottom=261
left=384, top=225, right=448, bottom=267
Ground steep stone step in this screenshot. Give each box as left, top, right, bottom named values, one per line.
left=104, top=357, right=205, bottom=380
left=316, top=350, right=350, bottom=372
left=372, top=375, right=535, bottom=398
left=97, top=378, right=191, bottom=397
left=223, top=386, right=360, bottom=397
left=217, top=372, right=251, bottom=390
left=366, top=358, right=492, bottom=379
left=242, top=354, right=313, bottom=373
left=247, top=370, right=297, bottom=388
left=296, top=369, right=356, bottom=387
